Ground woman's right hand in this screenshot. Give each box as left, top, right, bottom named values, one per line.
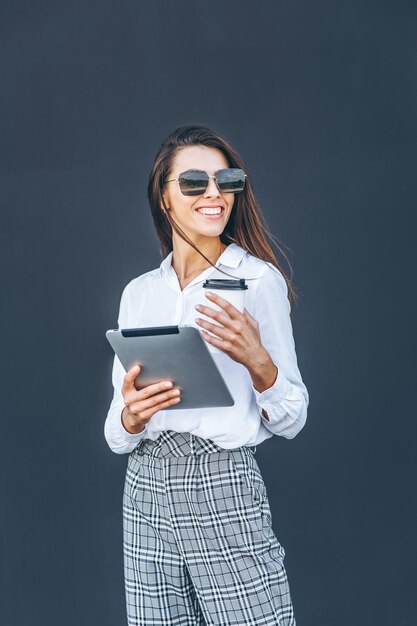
left=121, top=364, right=181, bottom=434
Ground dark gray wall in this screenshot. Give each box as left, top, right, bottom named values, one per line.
left=1, top=1, right=416, bottom=624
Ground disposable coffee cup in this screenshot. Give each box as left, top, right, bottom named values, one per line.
left=199, top=278, right=248, bottom=354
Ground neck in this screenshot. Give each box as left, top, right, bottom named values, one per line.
left=171, top=236, right=227, bottom=281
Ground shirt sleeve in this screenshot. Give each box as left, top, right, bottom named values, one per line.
left=104, top=282, right=149, bottom=454
left=251, top=264, right=309, bottom=439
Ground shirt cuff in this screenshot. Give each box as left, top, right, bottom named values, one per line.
left=252, top=368, right=291, bottom=412
left=120, top=408, right=148, bottom=442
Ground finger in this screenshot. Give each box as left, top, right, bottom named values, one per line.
left=196, top=318, right=237, bottom=342
left=196, top=305, right=244, bottom=332
left=137, top=379, right=175, bottom=400
left=204, top=291, right=241, bottom=319
left=200, top=329, right=231, bottom=352
left=135, top=397, right=181, bottom=419
left=129, top=389, right=180, bottom=416
left=122, top=364, right=141, bottom=394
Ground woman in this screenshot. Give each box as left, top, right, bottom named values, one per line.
left=104, top=124, right=309, bottom=625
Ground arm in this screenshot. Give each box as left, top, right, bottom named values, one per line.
left=104, top=283, right=148, bottom=454
left=250, top=265, right=309, bottom=439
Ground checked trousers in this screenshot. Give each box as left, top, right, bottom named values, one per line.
left=123, top=430, right=296, bottom=626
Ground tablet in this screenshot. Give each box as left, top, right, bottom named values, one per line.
left=105, top=325, right=235, bottom=410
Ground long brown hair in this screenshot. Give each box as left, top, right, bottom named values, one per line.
left=147, top=124, right=298, bottom=313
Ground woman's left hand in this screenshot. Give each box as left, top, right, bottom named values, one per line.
left=194, top=291, right=267, bottom=369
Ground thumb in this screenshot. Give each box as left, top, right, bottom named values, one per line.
left=243, top=307, right=255, bottom=321
left=123, top=364, right=141, bottom=392
left=243, top=308, right=258, bottom=327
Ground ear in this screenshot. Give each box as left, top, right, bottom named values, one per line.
left=161, top=192, right=170, bottom=212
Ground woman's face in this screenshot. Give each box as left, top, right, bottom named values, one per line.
left=161, top=145, right=235, bottom=241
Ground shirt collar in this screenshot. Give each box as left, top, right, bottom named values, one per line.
left=159, top=243, right=247, bottom=277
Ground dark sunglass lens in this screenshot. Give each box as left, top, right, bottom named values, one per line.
left=216, top=168, right=246, bottom=193
left=178, top=170, right=209, bottom=196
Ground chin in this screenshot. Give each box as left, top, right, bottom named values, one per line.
left=200, top=226, right=225, bottom=235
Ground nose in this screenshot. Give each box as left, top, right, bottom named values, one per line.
left=203, top=175, right=221, bottom=197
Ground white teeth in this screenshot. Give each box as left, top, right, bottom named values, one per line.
left=197, top=207, right=223, bottom=215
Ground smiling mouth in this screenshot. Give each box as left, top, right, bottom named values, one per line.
left=195, top=207, right=225, bottom=216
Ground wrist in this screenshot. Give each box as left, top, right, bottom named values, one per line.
left=121, top=407, right=145, bottom=435
left=249, top=350, right=278, bottom=394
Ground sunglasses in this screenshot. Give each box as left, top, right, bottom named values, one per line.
left=165, top=168, right=246, bottom=196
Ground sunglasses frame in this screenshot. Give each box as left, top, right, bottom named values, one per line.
left=165, top=168, right=247, bottom=196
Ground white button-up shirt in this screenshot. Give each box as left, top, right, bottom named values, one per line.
left=104, top=243, right=309, bottom=453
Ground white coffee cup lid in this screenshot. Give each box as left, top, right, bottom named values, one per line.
left=203, top=279, right=247, bottom=290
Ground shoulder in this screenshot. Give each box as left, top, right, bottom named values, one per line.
left=240, top=248, right=288, bottom=298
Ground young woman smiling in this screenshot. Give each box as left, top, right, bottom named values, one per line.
left=105, top=124, right=309, bottom=625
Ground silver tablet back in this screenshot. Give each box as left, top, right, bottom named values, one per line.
left=105, top=325, right=235, bottom=410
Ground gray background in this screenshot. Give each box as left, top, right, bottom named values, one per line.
left=1, top=1, right=416, bottom=624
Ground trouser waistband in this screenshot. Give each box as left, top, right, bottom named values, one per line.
left=134, top=430, right=257, bottom=459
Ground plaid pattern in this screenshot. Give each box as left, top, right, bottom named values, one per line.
left=123, top=430, right=296, bottom=625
